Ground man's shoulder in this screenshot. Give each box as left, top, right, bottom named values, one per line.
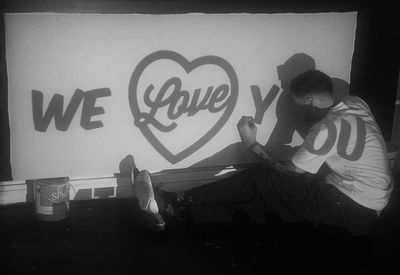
left=308, top=117, right=338, bottom=139
left=316, top=113, right=341, bottom=128
left=341, top=96, right=371, bottom=111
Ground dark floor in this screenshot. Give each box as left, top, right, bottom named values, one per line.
left=1, top=180, right=400, bottom=275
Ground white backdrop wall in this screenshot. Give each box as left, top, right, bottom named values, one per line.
left=5, top=12, right=357, bottom=180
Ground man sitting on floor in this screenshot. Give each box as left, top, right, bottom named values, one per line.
left=133, top=69, right=393, bottom=235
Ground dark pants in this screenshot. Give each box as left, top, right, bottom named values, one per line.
left=186, top=164, right=378, bottom=235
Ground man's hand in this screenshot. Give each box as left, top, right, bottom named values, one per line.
left=237, top=116, right=257, bottom=147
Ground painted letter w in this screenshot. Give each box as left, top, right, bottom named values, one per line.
left=32, top=89, right=84, bottom=132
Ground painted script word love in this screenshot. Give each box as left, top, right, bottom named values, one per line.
left=129, top=50, right=239, bottom=164
left=134, top=77, right=231, bottom=133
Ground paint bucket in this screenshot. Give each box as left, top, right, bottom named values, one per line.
left=34, top=177, right=70, bottom=221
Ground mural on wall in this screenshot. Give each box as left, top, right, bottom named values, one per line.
left=5, top=13, right=356, bottom=180
left=129, top=50, right=239, bottom=164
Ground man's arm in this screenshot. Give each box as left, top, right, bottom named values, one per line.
left=237, top=116, right=306, bottom=175
left=249, top=141, right=306, bottom=174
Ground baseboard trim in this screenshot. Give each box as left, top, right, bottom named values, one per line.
left=0, top=163, right=259, bottom=206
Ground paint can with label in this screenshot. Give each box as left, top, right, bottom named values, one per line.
left=34, top=177, right=70, bottom=221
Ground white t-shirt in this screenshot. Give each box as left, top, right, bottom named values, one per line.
left=292, top=96, right=392, bottom=211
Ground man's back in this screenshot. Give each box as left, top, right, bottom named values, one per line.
left=292, top=96, right=392, bottom=210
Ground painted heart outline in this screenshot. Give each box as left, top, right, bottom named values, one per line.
left=129, top=50, right=239, bottom=164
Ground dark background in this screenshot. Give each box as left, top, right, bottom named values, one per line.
left=0, top=0, right=399, bottom=181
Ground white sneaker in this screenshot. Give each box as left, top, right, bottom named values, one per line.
left=133, top=170, right=165, bottom=231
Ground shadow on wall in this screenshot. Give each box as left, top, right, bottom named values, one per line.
left=116, top=154, right=138, bottom=197
left=265, top=53, right=317, bottom=161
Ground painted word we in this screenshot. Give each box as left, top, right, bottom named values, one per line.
left=32, top=88, right=111, bottom=132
